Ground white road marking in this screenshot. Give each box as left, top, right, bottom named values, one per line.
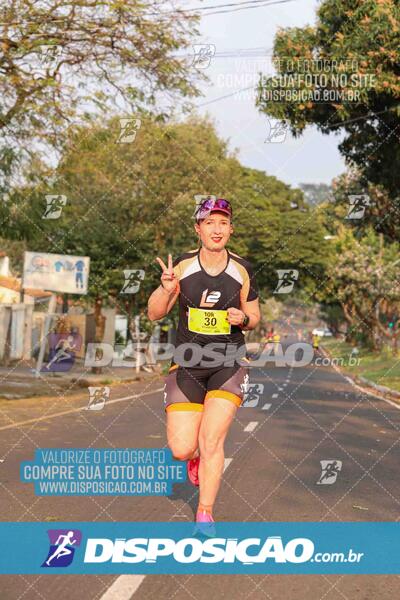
left=244, top=421, right=258, bottom=432
left=99, top=575, right=146, bottom=600
left=262, top=403, right=272, bottom=410
left=113, top=457, right=235, bottom=597
left=0, top=388, right=164, bottom=431
left=3, top=375, right=260, bottom=598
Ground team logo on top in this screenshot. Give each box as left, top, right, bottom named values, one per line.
left=200, top=289, right=221, bottom=307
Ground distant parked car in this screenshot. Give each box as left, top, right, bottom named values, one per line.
left=312, top=327, right=333, bottom=337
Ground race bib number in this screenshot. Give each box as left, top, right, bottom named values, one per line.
left=188, top=307, right=231, bottom=335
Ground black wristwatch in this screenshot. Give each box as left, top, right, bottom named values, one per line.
left=241, top=313, right=250, bottom=328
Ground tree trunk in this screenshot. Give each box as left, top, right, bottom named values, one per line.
left=91, top=296, right=106, bottom=374
left=341, top=302, right=356, bottom=343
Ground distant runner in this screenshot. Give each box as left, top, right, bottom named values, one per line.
left=312, top=334, right=320, bottom=350
left=147, top=197, right=260, bottom=534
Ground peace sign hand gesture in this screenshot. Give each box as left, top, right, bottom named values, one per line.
left=156, top=254, right=178, bottom=294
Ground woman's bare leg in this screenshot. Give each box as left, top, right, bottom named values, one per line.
left=166, top=410, right=203, bottom=461
left=197, top=397, right=237, bottom=513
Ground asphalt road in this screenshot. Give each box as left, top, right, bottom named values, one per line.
left=0, top=334, right=399, bottom=599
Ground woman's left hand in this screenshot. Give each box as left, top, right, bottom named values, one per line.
left=226, top=307, right=246, bottom=326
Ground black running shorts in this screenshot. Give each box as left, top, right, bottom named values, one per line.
left=163, top=361, right=249, bottom=412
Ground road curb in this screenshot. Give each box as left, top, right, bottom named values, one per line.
left=0, top=370, right=162, bottom=401
left=356, top=376, right=400, bottom=399
left=320, top=345, right=400, bottom=407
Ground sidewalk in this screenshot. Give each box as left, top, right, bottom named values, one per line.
left=0, top=360, right=163, bottom=400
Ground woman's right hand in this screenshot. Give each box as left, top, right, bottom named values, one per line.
left=156, top=254, right=179, bottom=294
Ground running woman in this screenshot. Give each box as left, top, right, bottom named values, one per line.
left=147, top=198, right=260, bottom=532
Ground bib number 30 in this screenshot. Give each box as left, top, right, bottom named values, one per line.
left=188, top=307, right=231, bottom=335
left=204, top=314, right=217, bottom=327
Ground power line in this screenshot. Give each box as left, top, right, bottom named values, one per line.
left=195, top=84, right=256, bottom=107
left=0, top=0, right=296, bottom=26
left=175, top=47, right=273, bottom=58
left=181, top=0, right=296, bottom=17
left=208, top=48, right=273, bottom=57
left=326, top=105, right=400, bottom=128
left=195, top=86, right=400, bottom=124
left=166, top=0, right=293, bottom=13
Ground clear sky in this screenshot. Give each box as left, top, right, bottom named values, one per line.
left=187, top=0, right=346, bottom=188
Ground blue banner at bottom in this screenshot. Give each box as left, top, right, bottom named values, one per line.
left=0, top=522, right=398, bottom=574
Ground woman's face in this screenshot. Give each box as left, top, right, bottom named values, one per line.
left=195, top=211, right=233, bottom=251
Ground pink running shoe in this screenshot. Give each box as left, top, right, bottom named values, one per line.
left=187, top=456, right=200, bottom=486
left=194, top=510, right=216, bottom=537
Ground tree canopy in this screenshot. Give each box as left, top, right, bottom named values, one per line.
left=0, top=0, right=201, bottom=182
left=1, top=116, right=329, bottom=313
left=257, top=0, right=400, bottom=198
left=324, top=226, right=400, bottom=348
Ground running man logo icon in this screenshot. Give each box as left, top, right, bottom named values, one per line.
left=42, top=195, right=67, bottom=219
left=42, top=333, right=82, bottom=373
left=39, top=44, right=62, bottom=65
left=265, top=119, right=288, bottom=143
left=120, top=269, right=145, bottom=294
left=346, top=194, right=370, bottom=220
left=241, top=383, right=264, bottom=408
left=193, top=194, right=216, bottom=219
left=274, top=269, right=299, bottom=294
left=42, top=529, right=82, bottom=568
left=192, top=44, right=216, bottom=69
left=87, top=386, right=110, bottom=411
left=116, top=118, right=142, bottom=143
left=316, top=459, right=342, bottom=485
left=240, top=373, right=250, bottom=397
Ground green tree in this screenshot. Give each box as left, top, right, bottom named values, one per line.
left=325, top=226, right=400, bottom=350
left=1, top=116, right=243, bottom=331
left=322, top=170, right=400, bottom=243
left=0, top=0, right=200, bottom=171
left=257, top=0, right=400, bottom=199
left=232, top=167, right=330, bottom=300
left=2, top=116, right=330, bottom=330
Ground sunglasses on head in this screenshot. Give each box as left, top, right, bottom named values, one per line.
left=195, top=197, right=232, bottom=220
